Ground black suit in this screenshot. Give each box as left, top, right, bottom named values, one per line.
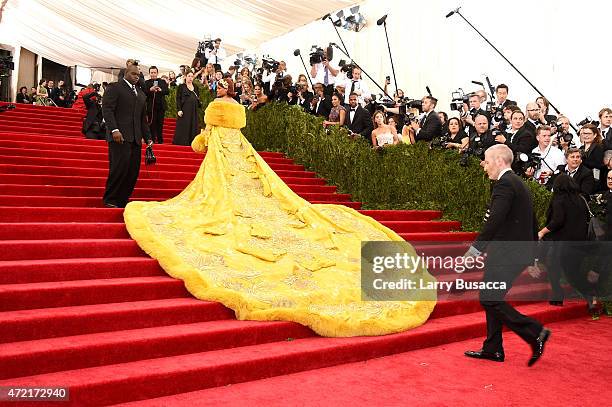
left=346, top=105, right=373, bottom=143
left=415, top=110, right=442, bottom=142
left=144, top=79, right=169, bottom=143
left=547, top=165, right=596, bottom=197
left=102, top=80, right=152, bottom=208
left=505, top=125, right=536, bottom=156
left=311, top=96, right=331, bottom=118
left=473, top=170, right=543, bottom=355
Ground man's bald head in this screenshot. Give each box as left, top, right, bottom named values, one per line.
left=526, top=102, right=540, bottom=120
left=474, top=114, right=489, bottom=134
left=482, top=144, right=513, bottom=180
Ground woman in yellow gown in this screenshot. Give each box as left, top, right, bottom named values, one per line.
left=124, top=79, right=436, bottom=337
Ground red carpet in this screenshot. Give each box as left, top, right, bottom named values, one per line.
left=113, top=317, right=611, bottom=407
left=0, top=103, right=601, bottom=406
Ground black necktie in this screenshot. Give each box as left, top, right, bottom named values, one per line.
left=131, top=84, right=137, bottom=96
left=350, top=81, right=357, bottom=94
left=420, top=114, right=426, bottom=127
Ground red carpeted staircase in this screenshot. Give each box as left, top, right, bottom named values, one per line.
left=0, top=103, right=599, bottom=406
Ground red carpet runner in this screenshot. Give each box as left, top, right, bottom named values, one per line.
left=0, top=103, right=603, bottom=406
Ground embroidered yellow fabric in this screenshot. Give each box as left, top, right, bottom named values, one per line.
left=124, top=100, right=436, bottom=337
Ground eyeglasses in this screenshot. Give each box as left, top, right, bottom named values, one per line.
left=527, top=109, right=540, bottom=112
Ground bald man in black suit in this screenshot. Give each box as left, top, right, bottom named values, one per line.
left=464, top=144, right=551, bottom=367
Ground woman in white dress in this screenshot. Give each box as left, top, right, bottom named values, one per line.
left=371, top=110, right=399, bottom=148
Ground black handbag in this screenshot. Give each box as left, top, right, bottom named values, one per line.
left=581, top=196, right=606, bottom=241
left=145, top=145, right=156, bottom=166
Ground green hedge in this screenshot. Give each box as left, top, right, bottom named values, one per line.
left=242, top=102, right=552, bottom=231
left=165, top=98, right=552, bottom=231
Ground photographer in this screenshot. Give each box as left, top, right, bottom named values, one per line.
left=204, top=38, right=225, bottom=71
left=82, top=85, right=104, bottom=140
left=552, top=115, right=578, bottom=152
left=309, top=83, right=332, bottom=118
left=525, top=102, right=543, bottom=134
left=144, top=66, right=169, bottom=144
left=466, top=114, right=498, bottom=156
left=498, top=110, right=536, bottom=157
left=536, top=96, right=557, bottom=125
left=547, top=148, right=596, bottom=197
left=462, top=93, right=490, bottom=133
left=410, top=96, right=443, bottom=142
left=343, top=67, right=370, bottom=106
left=263, top=60, right=287, bottom=95
left=295, top=75, right=313, bottom=111
left=494, top=84, right=516, bottom=109
left=310, top=52, right=338, bottom=97
left=525, top=125, right=566, bottom=184
left=16, top=86, right=32, bottom=104
left=444, top=117, right=469, bottom=150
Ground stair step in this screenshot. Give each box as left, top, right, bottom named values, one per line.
left=0, top=298, right=234, bottom=343
left=0, top=276, right=189, bottom=311
left=0, top=239, right=145, bottom=261
left=0, top=257, right=163, bottom=284
left=0, top=319, right=314, bottom=379
left=0, top=302, right=585, bottom=406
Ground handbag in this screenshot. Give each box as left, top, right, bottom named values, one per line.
left=145, top=145, right=156, bottom=166
left=581, top=195, right=606, bottom=241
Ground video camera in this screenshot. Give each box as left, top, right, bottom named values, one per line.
left=0, top=56, right=15, bottom=76
left=261, top=56, right=280, bottom=72
left=450, top=89, right=470, bottom=112
left=196, top=35, right=215, bottom=57
left=309, top=46, right=326, bottom=65
left=338, top=59, right=357, bottom=78
left=515, top=151, right=542, bottom=174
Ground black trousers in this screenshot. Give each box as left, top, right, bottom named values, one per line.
left=480, top=265, right=543, bottom=354
left=103, top=140, right=141, bottom=208
left=148, top=108, right=165, bottom=144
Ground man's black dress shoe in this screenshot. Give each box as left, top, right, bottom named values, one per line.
left=549, top=300, right=563, bottom=306
left=528, top=328, right=551, bottom=367
left=464, top=350, right=505, bottom=362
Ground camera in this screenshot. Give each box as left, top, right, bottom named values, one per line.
left=577, top=117, right=600, bottom=128
left=516, top=152, right=542, bottom=174
left=309, top=45, right=326, bottom=65
left=0, top=104, right=16, bottom=113
left=338, top=60, right=356, bottom=77
left=450, top=89, right=470, bottom=112
left=460, top=135, right=486, bottom=166
left=430, top=134, right=451, bottom=149
left=261, top=56, right=280, bottom=72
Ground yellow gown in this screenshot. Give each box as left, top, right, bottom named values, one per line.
left=124, top=99, right=436, bottom=337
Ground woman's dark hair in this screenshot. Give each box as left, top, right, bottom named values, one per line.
left=552, top=173, right=580, bottom=195
left=438, top=111, right=448, bottom=124
left=19, top=86, right=28, bottom=93
left=39, top=79, right=46, bottom=85
left=191, top=58, right=201, bottom=69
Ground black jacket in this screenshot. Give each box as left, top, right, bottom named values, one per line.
left=415, top=110, right=442, bottom=142
left=544, top=193, right=589, bottom=241
left=547, top=165, right=596, bottom=197
left=505, top=125, right=536, bottom=156
left=346, top=105, right=373, bottom=143
left=474, top=171, right=538, bottom=265
left=143, top=79, right=169, bottom=112
left=102, top=80, right=151, bottom=145
left=310, top=96, right=332, bottom=118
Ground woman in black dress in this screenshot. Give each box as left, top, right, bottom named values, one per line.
left=173, top=71, right=201, bottom=146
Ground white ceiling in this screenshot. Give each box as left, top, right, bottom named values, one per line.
left=1, top=0, right=358, bottom=70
